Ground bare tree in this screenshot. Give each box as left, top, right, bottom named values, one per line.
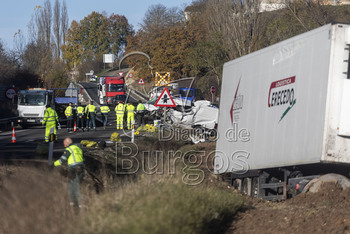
left=13, top=29, right=26, bottom=63
left=40, top=0, right=52, bottom=49
left=53, top=0, right=61, bottom=58
left=52, top=0, right=68, bottom=59
left=206, top=0, right=262, bottom=59
left=61, top=0, right=69, bottom=45
left=25, top=0, right=54, bottom=80
left=284, top=0, right=328, bottom=29
left=140, top=4, right=184, bottom=37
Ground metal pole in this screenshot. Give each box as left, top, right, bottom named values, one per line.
left=115, top=142, right=118, bottom=174
left=211, top=93, right=214, bottom=104
left=131, top=129, right=135, bottom=143
left=48, top=127, right=54, bottom=166
left=163, top=107, right=167, bottom=125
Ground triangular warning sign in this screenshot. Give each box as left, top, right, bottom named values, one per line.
left=138, top=78, right=145, bottom=85
left=154, top=87, right=176, bottom=107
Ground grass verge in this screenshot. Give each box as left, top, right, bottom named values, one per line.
left=76, top=177, right=244, bottom=234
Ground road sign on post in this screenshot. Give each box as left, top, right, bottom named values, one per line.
left=210, top=86, right=216, bottom=94
left=5, top=87, right=17, bottom=100
left=154, top=87, right=176, bottom=107
left=155, top=72, right=171, bottom=87
left=210, top=86, right=216, bottom=104
left=138, top=78, right=145, bottom=85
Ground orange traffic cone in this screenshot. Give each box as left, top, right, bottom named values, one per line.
left=11, top=127, right=16, bottom=143
left=73, top=121, right=77, bottom=132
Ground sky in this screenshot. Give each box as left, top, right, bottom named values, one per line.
left=0, top=0, right=191, bottom=50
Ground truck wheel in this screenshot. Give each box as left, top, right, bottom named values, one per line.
left=242, top=178, right=249, bottom=195
left=289, top=170, right=303, bottom=178
left=252, top=177, right=259, bottom=198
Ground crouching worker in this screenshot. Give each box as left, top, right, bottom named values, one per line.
left=54, top=137, right=84, bottom=208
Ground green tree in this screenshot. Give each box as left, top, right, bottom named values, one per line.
left=79, top=12, right=110, bottom=57
left=108, top=14, right=134, bottom=56
left=44, top=62, right=69, bottom=89
left=62, top=11, right=133, bottom=71
left=125, top=25, right=196, bottom=81
left=62, top=20, right=84, bottom=69
left=125, top=4, right=187, bottom=81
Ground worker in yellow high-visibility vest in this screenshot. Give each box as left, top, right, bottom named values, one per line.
left=136, top=100, right=146, bottom=126
left=126, top=102, right=135, bottom=130
left=115, top=101, right=125, bottom=130
left=100, top=104, right=110, bottom=129
left=42, top=105, right=59, bottom=142
left=54, top=137, right=84, bottom=208
left=65, top=102, right=74, bottom=132
left=76, top=104, right=85, bottom=132
left=85, top=101, right=96, bottom=131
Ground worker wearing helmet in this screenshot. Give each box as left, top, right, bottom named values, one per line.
left=54, top=137, right=84, bottom=208
left=115, top=101, right=125, bottom=130
left=43, top=104, right=59, bottom=142
left=126, top=102, right=135, bottom=130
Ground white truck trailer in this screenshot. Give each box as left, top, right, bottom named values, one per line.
left=215, top=23, right=350, bottom=200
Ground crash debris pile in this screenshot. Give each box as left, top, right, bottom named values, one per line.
left=144, top=100, right=218, bottom=130
left=134, top=124, right=158, bottom=135
left=110, top=132, right=121, bottom=142
left=80, top=140, right=98, bottom=148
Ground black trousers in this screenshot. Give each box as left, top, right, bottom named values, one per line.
left=77, top=115, right=84, bottom=129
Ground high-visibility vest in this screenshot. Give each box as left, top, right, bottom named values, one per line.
left=100, top=105, right=110, bottom=114
left=67, top=145, right=84, bottom=166
left=85, top=104, right=96, bottom=113
left=77, top=106, right=84, bottom=115
left=65, top=105, right=73, bottom=117
left=137, top=103, right=145, bottom=111
left=54, top=144, right=83, bottom=167
left=127, top=104, right=135, bottom=116
left=43, top=107, right=58, bottom=124
left=115, top=103, right=125, bottom=116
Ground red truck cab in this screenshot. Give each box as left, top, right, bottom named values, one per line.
left=98, top=76, right=126, bottom=105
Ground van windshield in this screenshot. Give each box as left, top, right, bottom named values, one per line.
left=18, top=92, right=46, bottom=106
left=179, top=89, right=194, bottom=97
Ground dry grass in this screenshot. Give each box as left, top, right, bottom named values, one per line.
left=0, top=136, right=242, bottom=234
left=0, top=164, right=77, bottom=234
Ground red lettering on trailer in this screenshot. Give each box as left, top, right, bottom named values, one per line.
left=268, top=76, right=295, bottom=107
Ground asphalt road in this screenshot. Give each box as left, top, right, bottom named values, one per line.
left=80, top=81, right=99, bottom=105
left=0, top=113, right=135, bottom=160
left=0, top=81, right=147, bottom=161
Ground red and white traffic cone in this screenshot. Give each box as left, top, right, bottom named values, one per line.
left=74, top=121, right=77, bottom=132
left=11, top=127, right=16, bottom=143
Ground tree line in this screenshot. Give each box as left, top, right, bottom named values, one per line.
left=1, top=0, right=350, bottom=96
